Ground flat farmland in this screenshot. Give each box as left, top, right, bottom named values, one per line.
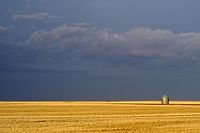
left=1, top=101, right=200, bottom=132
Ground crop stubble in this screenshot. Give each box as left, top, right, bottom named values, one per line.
left=0, top=101, right=200, bottom=132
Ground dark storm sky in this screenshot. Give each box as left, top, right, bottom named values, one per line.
left=1, top=0, right=200, bottom=100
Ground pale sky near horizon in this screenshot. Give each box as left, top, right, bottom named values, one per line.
left=1, top=0, right=200, bottom=100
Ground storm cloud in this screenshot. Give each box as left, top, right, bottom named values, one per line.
left=25, top=25, right=200, bottom=57
left=15, top=24, right=200, bottom=71
left=2, top=0, right=200, bottom=100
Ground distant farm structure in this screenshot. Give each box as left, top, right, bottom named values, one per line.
left=161, top=95, right=169, bottom=105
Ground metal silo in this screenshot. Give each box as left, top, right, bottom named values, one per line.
left=161, top=95, right=169, bottom=105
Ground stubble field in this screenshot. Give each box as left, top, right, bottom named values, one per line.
left=1, top=101, right=200, bottom=132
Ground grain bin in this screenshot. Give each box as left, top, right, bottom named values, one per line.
left=161, top=95, right=169, bottom=105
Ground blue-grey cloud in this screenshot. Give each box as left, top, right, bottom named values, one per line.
left=2, top=23, right=200, bottom=73
left=13, top=12, right=62, bottom=21
left=24, top=24, right=200, bottom=58
left=6, top=24, right=196, bottom=72
left=0, top=26, right=8, bottom=32
left=2, top=1, right=200, bottom=100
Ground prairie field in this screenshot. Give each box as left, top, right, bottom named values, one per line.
left=1, top=101, right=200, bottom=133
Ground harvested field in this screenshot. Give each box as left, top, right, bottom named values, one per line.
left=1, top=101, right=200, bottom=132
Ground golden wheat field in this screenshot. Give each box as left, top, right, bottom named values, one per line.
left=1, top=101, right=200, bottom=133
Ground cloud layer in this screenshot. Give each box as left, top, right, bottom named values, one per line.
left=3, top=24, right=200, bottom=71
left=13, top=13, right=61, bottom=21
left=25, top=24, right=200, bottom=59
